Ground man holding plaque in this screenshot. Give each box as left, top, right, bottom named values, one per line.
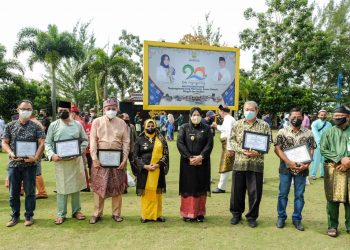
left=320, top=105, right=350, bottom=237
left=45, top=100, right=88, bottom=225
left=2, top=100, right=46, bottom=227
left=274, top=107, right=316, bottom=231
left=227, top=101, right=271, bottom=228
left=89, top=98, right=130, bottom=224
left=211, top=105, right=236, bottom=193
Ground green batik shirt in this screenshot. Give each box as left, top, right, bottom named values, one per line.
left=227, top=118, right=271, bottom=173
left=320, top=124, right=350, bottom=163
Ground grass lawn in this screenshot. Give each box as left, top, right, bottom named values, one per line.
left=0, top=131, right=349, bottom=249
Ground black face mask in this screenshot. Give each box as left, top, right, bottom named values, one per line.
left=58, top=111, right=70, bottom=119
left=146, top=128, right=156, bottom=134
left=333, top=117, right=347, bottom=126
left=84, top=117, right=90, bottom=123
left=290, top=118, right=303, bottom=127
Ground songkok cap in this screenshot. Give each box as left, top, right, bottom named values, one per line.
left=58, top=100, right=71, bottom=109
left=218, top=104, right=230, bottom=113
left=103, top=98, right=118, bottom=108
left=71, top=103, right=80, bottom=113
left=206, top=110, right=216, bottom=117
left=334, top=105, right=350, bottom=114
left=318, top=109, right=327, bottom=113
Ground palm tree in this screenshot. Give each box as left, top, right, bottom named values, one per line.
left=13, top=24, right=83, bottom=119
left=0, top=44, right=24, bottom=83
left=90, top=44, right=134, bottom=101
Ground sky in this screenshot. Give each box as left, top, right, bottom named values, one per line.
left=0, top=0, right=331, bottom=80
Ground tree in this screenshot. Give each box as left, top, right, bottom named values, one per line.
left=0, top=44, right=23, bottom=84
left=179, top=13, right=223, bottom=46
left=13, top=24, right=83, bottom=119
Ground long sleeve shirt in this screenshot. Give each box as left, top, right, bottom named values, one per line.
left=90, top=116, right=130, bottom=162
left=311, top=119, right=332, bottom=144
left=320, top=125, right=350, bottom=163
left=217, top=114, right=235, bottom=141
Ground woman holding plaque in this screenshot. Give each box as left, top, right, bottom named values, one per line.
left=134, top=119, right=169, bottom=223
left=177, top=107, right=213, bottom=222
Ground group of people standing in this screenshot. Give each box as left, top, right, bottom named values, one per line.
left=2, top=98, right=349, bottom=238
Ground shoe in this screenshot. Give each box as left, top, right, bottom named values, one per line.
left=230, top=216, right=241, bottom=225
left=73, top=212, right=86, bottom=220
left=81, top=188, right=91, bottom=192
left=112, top=215, right=124, bottom=222
left=346, top=229, right=350, bottom=234
left=89, top=216, right=101, bottom=224
left=305, top=177, right=310, bottom=185
left=24, top=217, right=34, bottom=227
left=183, top=217, right=195, bottom=222
left=54, top=217, right=65, bottom=225
left=196, top=215, right=204, bottom=222
left=6, top=218, right=19, bottom=227
left=123, top=189, right=128, bottom=194
left=212, top=188, right=225, bottom=193
left=36, top=195, right=48, bottom=199
left=293, top=220, right=305, bottom=231
left=311, top=176, right=317, bottom=180
left=156, top=217, right=166, bottom=222
left=248, top=219, right=257, bottom=228
left=141, top=218, right=149, bottom=223
left=276, top=218, right=285, bottom=228
left=327, top=228, right=338, bottom=237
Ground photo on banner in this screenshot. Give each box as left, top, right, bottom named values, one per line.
left=143, top=41, right=240, bottom=110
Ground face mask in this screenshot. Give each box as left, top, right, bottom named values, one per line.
left=58, top=111, right=70, bottom=120
left=106, top=110, right=117, bottom=119
left=244, top=111, right=256, bottom=120
left=209, top=117, right=215, bottom=122
left=191, top=116, right=201, bottom=125
left=19, top=110, right=32, bottom=119
left=84, top=117, right=90, bottom=123
left=333, top=117, right=347, bottom=126
left=146, top=128, right=156, bottom=134
left=90, top=113, right=95, bottom=117
left=290, top=118, right=303, bottom=127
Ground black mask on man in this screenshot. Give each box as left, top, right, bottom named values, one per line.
left=290, top=118, right=302, bottom=127
left=333, top=117, right=347, bottom=126
left=146, top=128, right=156, bottom=134
left=58, top=111, right=70, bottom=119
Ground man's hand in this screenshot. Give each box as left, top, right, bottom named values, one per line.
left=190, top=155, right=203, bottom=166
left=340, top=157, right=350, bottom=167
left=242, top=149, right=261, bottom=157
left=144, top=164, right=152, bottom=171
left=117, top=160, right=127, bottom=170
left=336, top=164, right=349, bottom=172
left=93, top=159, right=101, bottom=168
left=150, top=163, right=160, bottom=171
left=52, top=154, right=62, bottom=162
left=286, top=160, right=298, bottom=170
left=211, top=122, right=217, bottom=129
left=298, top=163, right=310, bottom=172
left=24, top=156, right=37, bottom=163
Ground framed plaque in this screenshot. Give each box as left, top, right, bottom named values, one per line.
left=98, top=149, right=122, bottom=168
left=14, top=140, right=37, bottom=158
left=283, top=144, right=312, bottom=164
left=54, top=139, right=81, bottom=159
left=242, top=131, right=270, bottom=154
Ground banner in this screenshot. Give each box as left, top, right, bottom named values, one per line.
left=143, top=41, right=240, bottom=110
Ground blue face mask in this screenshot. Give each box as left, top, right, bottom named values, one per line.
left=244, top=111, right=256, bottom=120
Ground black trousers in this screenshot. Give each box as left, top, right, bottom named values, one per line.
left=229, top=170, right=263, bottom=220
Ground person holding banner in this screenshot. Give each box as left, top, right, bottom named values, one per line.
left=2, top=100, right=46, bottom=227
left=45, top=100, right=88, bottom=225
left=320, top=105, right=350, bottom=237
left=89, top=98, right=130, bottom=224
left=274, top=107, right=316, bottom=231
left=134, top=119, right=169, bottom=223
left=177, top=107, right=213, bottom=222
left=156, top=54, right=175, bottom=84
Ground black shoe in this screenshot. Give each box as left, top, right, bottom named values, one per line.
left=123, top=189, right=128, bottom=194
left=156, top=217, right=166, bottom=222
left=230, top=216, right=241, bottom=225
left=81, top=188, right=91, bottom=192
left=197, top=215, right=205, bottom=222
left=141, top=218, right=149, bottom=223
left=276, top=218, right=285, bottom=228
left=347, top=229, right=350, bottom=234
left=183, top=217, right=195, bottom=222
left=248, top=219, right=257, bottom=228
left=212, top=188, right=225, bottom=194
left=293, top=220, right=305, bottom=231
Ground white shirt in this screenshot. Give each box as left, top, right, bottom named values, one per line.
left=213, top=67, right=231, bottom=84
left=217, top=114, right=236, bottom=140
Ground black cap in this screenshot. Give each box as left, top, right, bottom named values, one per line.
left=334, top=105, right=350, bottom=114
left=58, top=100, right=71, bottom=109
left=218, top=104, right=230, bottom=113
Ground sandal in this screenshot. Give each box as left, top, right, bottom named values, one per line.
left=89, top=216, right=102, bottom=224
left=73, top=212, right=86, bottom=220
left=327, top=228, right=338, bottom=237
left=54, top=217, right=65, bottom=225
left=112, top=215, right=124, bottom=222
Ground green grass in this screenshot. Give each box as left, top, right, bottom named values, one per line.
left=0, top=131, right=349, bottom=249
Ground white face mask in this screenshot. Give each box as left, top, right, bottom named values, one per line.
left=191, top=115, right=201, bottom=125
left=19, top=110, right=32, bottom=119
left=105, top=110, right=117, bottom=119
